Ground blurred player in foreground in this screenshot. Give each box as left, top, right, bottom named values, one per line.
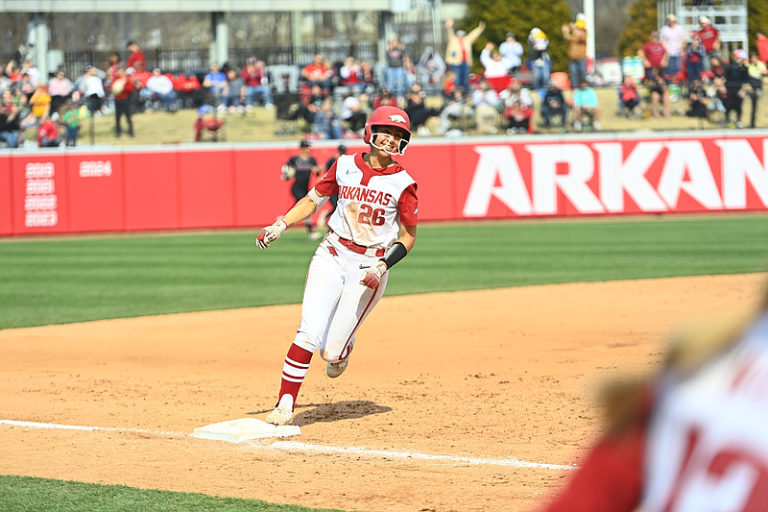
left=257, top=106, right=419, bottom=426
left=537, top=277, right=768, bottom=512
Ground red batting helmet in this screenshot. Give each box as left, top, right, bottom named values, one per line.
left=363, top=106, right=411, bottom=155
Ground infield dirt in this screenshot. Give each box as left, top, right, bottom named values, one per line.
left=0, top=273, right=765, bottom=511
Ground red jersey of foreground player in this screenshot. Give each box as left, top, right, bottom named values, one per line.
left=255, top=106, right=418, bottom=427
left=536, top=281, right=768, bottom=512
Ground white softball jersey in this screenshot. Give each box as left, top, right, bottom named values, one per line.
left=315, top=153, right=418, bottom=249
left=641, top=314, right=768, bottom=512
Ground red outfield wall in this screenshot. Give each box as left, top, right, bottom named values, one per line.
left=1, top=133, right=767, bottom=236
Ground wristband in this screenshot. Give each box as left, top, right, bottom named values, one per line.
left=380, top=242, right=408, bottom=269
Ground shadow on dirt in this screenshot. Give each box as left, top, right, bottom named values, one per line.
left=247, top=400, right=391, bottom=426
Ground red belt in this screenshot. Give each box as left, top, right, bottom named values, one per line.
left=331, top=231, right=385, bottom=257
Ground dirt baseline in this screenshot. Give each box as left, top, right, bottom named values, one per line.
left=0, top=274, right=765, bottom=512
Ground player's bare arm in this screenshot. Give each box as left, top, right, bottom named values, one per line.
left=255, top=191, right=326, bottom=249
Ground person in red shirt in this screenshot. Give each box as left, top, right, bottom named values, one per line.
left=758, top=31, right=768, bottom=66
left=302, top=54, right=330, bottom=92
left=637, top=31, right=669, bottom=80
left=126, top=41, right=145, bottom=72
left=695, top=16, right=720, bottom=70
left=37, top=114, right=61, bottom=147
left=241, top=57, right=274, bottom=109
left=111, top=65, right=140, bottom=138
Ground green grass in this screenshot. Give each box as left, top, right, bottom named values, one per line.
left=0, top=475, right=348, bottom=512
left=1, top=216, right=768, bottom=330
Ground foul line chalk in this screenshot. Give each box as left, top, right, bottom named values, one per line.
left=270, top=441, right=577, bottom=470
left=0, top=419, right=576, bottom=469
left=0, top=419, right=185, bottom=437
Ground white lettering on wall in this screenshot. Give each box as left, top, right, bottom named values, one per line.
left=463, top=146, right=532, bottom=216
left=526, top=143, right=604, bottom=215
left=24, top=162, right=58, bottom=228
left=594, top=142, right=667, bottom=213
left=658, top=141, right=723, bottom=210
left=79, top=161, right=112, bottom=178
left=716, top=139, right=768, bottom=209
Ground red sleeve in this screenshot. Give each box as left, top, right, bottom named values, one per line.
left=314, top=160, right=339, bottom=197
left=397, top=183, right=419, bottom=226
left=537, top=426, right=645, bottom=512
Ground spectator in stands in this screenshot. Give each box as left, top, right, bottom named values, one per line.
left=562, top=14, right=588, bottom=88
left=703, top=56, right=725, bottom=83
left=403, top=54, right=418, bottom=90
left=758, top=31, right=768, bottom=66
left=359, top=61, right=378, bottom=93
left=696, top=16, right=720, bottom=70
left=385, top=37, right=407, bottom=99
left=111, top=65, right=139, bottom=138
left=436, top=88, right=473, bottom=135
left=647, top=67, right=671, bottom=119
left=619, top=76, right=640, bottom=119
left=126, top=41, right=145, bottom=72
left=472, top=79, right=501, bottom=134
left=131, top=61, right=152, bottom=89
left=21, top=59, right=41, bottom=87
left=146, top=68, right=178, bottom=112
left=241, top=57, right=274, bottom=110
left=405, top=84, right=440, bottom=136
left=684, top=35, right=705, bottom=84
left=48, top=69, right=73, bottom=117
left=441, top=70, right=457, bottom=98
left=302, top=54, right=330, bottom=93
left=175, top=71, right=202, bottom=106
left=37, top=114, right=61, bottom=147
left=527, top=28, right=551, bottom=91
left=340, top=92, right=367, bottom=135
left=638, top=31, right=668, bottom=81
left=685, top=78, right=709, bottom=119
left=416, top=46, right=446, bottom=95
left=372, top=86, right=397, bottom=109
left=505, top=98, right=533, bottom=134
left=312, top=98, right=343, bottom=140
left=499, top=33, right=524, bottom=75
left=541, top=81, right=567, bottom=127
left=723, top=48, right=750, bottom=128
left=14, top=71, right=35, bottom=99
left=0, top=66, right=10, bottom=94
left=61, top=102, right=81, bottom=147
left=29, top=84, right=51, bottom=125
left=323, top=58, right=339, bottom=91
left=480, top=42, right=511, bottom=93
left=747, top=53, right=764, bottom=128
left=572, top=80, right=602, bottom=131
left=106, top=52, right=122, bottom=87
left=340, top=56, right=365, bottom=95
left=445, top=19, right=486, bottom=93
left=79, top=65, right=105, bottom=115
left=0, top=90, right=20, bottom=148
left=500, top=80, right=533, bottom=109
left=203, top=63, right=227, bottom=96
left=221, top=69, right=244, bottom=114
left=660, top=14, right=686, bottom=78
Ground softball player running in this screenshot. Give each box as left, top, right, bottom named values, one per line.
left=257, top=106, right=419, bottom=426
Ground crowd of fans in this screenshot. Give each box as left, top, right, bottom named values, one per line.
left=1, top=15, right=767, bottom=149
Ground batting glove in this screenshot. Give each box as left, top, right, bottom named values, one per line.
left=256, top=220, right=287, bottom=249
left=360, top=261, right=388, bottom=289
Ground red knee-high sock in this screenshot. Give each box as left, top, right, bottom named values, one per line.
left=276, top=343, right=313, bottom=411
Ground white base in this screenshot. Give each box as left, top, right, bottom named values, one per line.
left=192, top=418, right=300, bottom=443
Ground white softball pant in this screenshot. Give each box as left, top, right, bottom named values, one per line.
left=292, top=237, right=389, bottom=363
